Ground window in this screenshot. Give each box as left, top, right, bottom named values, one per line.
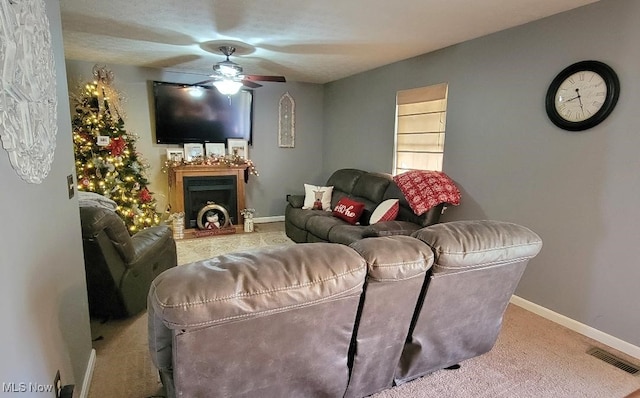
left=394, top=83, right=448, bottom=175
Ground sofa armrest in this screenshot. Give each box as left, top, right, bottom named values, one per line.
left=129, top=225, right=174, bottom=268
left=147, top=291, right=174, bottom=371
left=362, top=221, right=421, bottom=238
left=80, top=206, right=135, bottom=262
left=286, top=194, right=305, bottom=208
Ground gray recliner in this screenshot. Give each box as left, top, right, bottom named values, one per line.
left=148, top=243, right=368, bottom=398
left=395, top=220, right=543, bottom=384
left=80, top=206, right=177, bottom=319
left=344, top=235, right=434, bottom=398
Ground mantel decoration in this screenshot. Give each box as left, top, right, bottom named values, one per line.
left=240, top=208, right=256, bottom=232
left=0, top=0, right=58, bottom=184
left=163, top=153, right=259, bottom=178
left=194, top=202, right=236, bottom=237
left=278, top=92, right=295, bottom=148
left=167, top=212, right=185, bottom=239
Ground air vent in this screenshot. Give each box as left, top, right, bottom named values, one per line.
left=587, top=347, right=640, bottom=375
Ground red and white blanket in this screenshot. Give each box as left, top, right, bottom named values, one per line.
left=393, top=170, right=461, bottom=215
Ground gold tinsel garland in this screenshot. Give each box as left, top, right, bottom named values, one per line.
left=163, top=154, right=259, bottom=176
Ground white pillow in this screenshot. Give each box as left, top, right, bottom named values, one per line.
left=302, top=184, right=334, bottom=211
left=369, top=199, right=400, bottom=224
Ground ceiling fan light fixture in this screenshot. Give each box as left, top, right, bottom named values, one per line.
left=213, top=79, right=243, bottom=95
left=213, top=60, right=243, bottom=77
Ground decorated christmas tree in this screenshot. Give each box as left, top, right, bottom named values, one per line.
left=72, top=65, right=160, bottom=233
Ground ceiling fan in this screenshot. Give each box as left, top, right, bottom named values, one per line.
left=195, top=46, right=286, bottom=95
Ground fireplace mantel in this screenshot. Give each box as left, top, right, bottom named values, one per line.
left=168, top=165, right=248, bottom=226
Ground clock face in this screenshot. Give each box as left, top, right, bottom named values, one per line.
left=545, top=60, right=620, bottom=131
left=554, top=71, right=607, bottom=123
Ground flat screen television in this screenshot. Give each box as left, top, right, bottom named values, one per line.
left=152, top=81, right=253, bottom=145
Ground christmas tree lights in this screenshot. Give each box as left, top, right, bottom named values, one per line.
left=71, top=67, right=160, bottom=233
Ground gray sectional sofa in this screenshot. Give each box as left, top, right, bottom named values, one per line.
left=148, top=220, right=543, bottom=398
left=285, top=168, right=445, bottom=244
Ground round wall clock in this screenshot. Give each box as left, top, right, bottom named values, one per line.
left=545, top=60, right=620, bottom=131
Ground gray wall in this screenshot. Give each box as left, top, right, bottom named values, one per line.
left=58, top=0, right=639, bottom=360
left=324, top=0, right=640, bottom=347
left=64, top=61, right=325, bottom=219
left=0, top=0, right=93, bottom=394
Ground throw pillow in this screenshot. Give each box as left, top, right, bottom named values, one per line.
left=302, top=184, right=334, bottom=211
left=369, top=199, right=400, bottom=224
left=332, top=197, right=365, bottom=225
left=78, top=191, right=118, bottom=211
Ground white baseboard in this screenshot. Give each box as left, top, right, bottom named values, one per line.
left=254, top=216, right=284, bottom=223
left=79, top=349, right=96, bottom=398
left=510, top=295, right=640, bottom=360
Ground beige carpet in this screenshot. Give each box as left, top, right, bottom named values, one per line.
left=175, top=222, right=295, bottom=265
left=88, top=223, right=640, bottom=398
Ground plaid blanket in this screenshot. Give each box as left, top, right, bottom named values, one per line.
left=393, top=170, right=461, bottom=215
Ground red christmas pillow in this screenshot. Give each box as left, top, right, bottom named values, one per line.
left=369, top=199, right=400, bottom=224
left=333, top=197, right=366, bottom=225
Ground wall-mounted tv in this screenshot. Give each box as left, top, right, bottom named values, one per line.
left=152, top=81, right=253, bottom=145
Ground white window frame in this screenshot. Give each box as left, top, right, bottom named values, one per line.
left=394, top=83, right=448, bottom=175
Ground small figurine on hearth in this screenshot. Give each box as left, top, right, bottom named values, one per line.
left=204, top=211, right=221, bottom=229
left=241, top=208, right=256, bottom=232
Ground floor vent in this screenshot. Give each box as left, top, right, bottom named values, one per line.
left=587, top=347, right=640, bottom=375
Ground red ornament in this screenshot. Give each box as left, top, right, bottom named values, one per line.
left=139, top=188, right=152, bottom=203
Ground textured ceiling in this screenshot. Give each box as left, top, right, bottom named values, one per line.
left=60, top=0, right=598, bottom=84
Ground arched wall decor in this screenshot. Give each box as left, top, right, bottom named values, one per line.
left=0, top=0, right=58, bottom=184
left=278, top=92, right=295, bottom=148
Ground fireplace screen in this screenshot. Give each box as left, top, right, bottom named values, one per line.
left=183, top=176, right=237, bottom=228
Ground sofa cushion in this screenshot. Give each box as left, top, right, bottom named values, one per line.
left=303, top=184, right=333, bottom=211
left=351, top=173, right=392, bottom=204
left=149, top=243, right=367, bottom=328
left=327, top=225, right=367, bottom=245
left=286, top=206, right=334, bottom=230
left=286, top=194, right=305, bottom=208
left=362, top=221, right=421, bottom=238
left=412, top=220, right=543, bottom=274
left=349, top=236, right=434, bottom=281
left=306, top=214, right=347, bottom=241
left=333, top=197, right=366, bottom=225
left=326, top=168, right=365, bottom=194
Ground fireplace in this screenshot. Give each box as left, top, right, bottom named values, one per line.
left=168, top=164, right=248, bottom=230
left=183, top=176, right=238, bottom=228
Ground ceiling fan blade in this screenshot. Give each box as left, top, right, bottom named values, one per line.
left=241, top=79, right=262, bottom=89
left=193, top=79, right=215, bottom=85
left=245, top=74, right=286, bottom=83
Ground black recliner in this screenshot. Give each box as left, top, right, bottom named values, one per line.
left=80, top=206, right=177, bottom=319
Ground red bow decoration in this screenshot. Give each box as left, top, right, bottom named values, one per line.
left=138, top=188, right=152, bottom=203
left=107, top=137, right=126, bottom=156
